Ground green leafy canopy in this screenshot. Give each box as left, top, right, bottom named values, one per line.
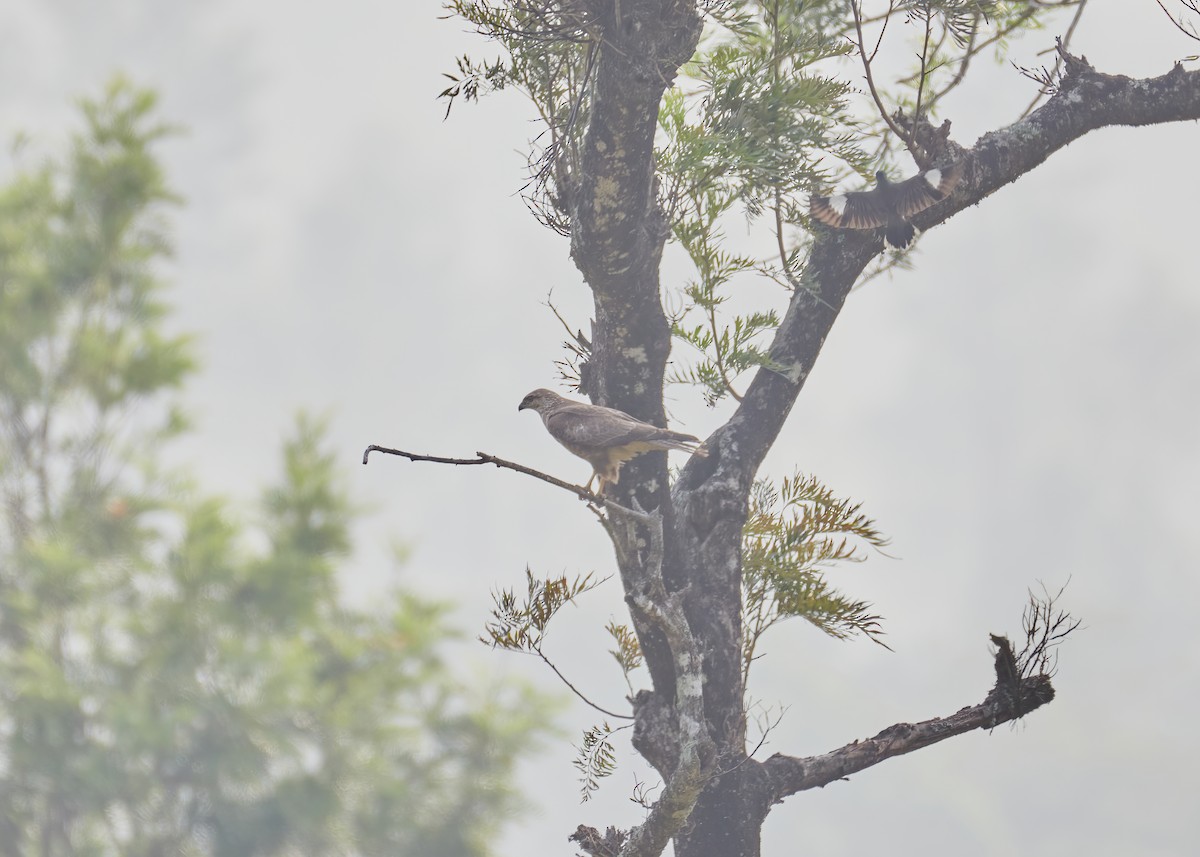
left=0, top=78, right=550, bottom=857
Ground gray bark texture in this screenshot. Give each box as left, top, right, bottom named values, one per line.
left=562, top=5, right=1200, bottom=856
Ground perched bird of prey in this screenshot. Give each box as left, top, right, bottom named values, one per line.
left=809, top=162, right=963, bottom=249
left=518, top=388, right=707, bottom=494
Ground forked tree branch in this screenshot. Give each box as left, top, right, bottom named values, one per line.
left=680, top=52, right=1200, bottom=500
left=763, top=632, right=1055, bottom=801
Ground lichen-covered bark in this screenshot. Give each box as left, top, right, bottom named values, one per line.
left=570, top=0, right=701, bottom=426
left=566, top=6, right=1200, bottom=853
left=603, top=502, right=716, bottom=857
left=567, top=0, right=703, bottom=712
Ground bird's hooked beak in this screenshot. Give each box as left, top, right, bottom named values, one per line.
left=519, top=388, right=554, bottom=412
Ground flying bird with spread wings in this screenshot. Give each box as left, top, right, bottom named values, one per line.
left=518, top=388, right=707, bottom=494
left=809, top=161, right=963, bottom=249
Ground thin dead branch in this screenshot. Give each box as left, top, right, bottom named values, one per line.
left=362, top=444, right=602, bottom=504
left=538, top=649, right=635, bottom=720
left=545, top=292, right=592, bottom=391
left=1155, top=0, right=1200, bottom=44
left=912, top=2, right=934, bottom=136
left=1019, top=0, right=1091, bottom=118
left=850, top=0, right=914, bottom=150
left=1016, top=581, right=1082, bottom=683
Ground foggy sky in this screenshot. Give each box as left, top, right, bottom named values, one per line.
left=2, top=2, right=1197, bottom=855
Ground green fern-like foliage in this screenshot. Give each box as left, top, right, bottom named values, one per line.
left=482, top=568, right=603, bottom=652
left=659, top=1, right=870, bottom=406
left=605, top=621, right=644, bottom=692
left=742, top=471, right=891, bottom=680
left=573, top=721, right=623, bottom=801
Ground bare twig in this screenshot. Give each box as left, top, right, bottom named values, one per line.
left=545, top=291, right=592, bottom=390
left=772, top=188, right=796, bottom=288
left=850, top=0, right=913, bottom=149
left=924, top=9, right=1042, bottom=111
left=709, top=702, right=787, bottom=779
left=1155, top=0, right=1200, bottom=46
left=869, top=0, right=896, bottom=63
left=912, top=2, right=934, bottom=135
left=537, top=649, right=634, bottom=720
left=703, top=292, right=744, bottom=403
left=769, top=0, right=801, bottom=299
left=362, top=444, right=602, bottom=503
left=1016, top=581, right=1081, bottom=682
left=747, top=702, right=788, bottom=759
left=630, top=775, right=660, bottom=809
left=545, top=291, right=591, bottom=352
left=1019, top=0, right=1090, bottom=118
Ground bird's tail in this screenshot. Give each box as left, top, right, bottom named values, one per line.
left=885, top=220, right=916, bottom=249
left=662, top=432, right=709, bottom=457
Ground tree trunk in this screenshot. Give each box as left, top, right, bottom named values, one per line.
left=559, top=5, right=1200, bottom=857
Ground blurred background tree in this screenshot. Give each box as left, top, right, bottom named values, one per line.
left=0, top=78, right=548, bottom=857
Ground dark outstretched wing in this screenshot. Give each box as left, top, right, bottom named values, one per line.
left=809, top=188, right=892, bottom=229
left=809, top=162, right=962, bottom=229
left=890, top=162, right=963, bottom=218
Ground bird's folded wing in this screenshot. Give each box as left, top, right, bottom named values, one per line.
left=547, top=406, right=693, bottom=451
